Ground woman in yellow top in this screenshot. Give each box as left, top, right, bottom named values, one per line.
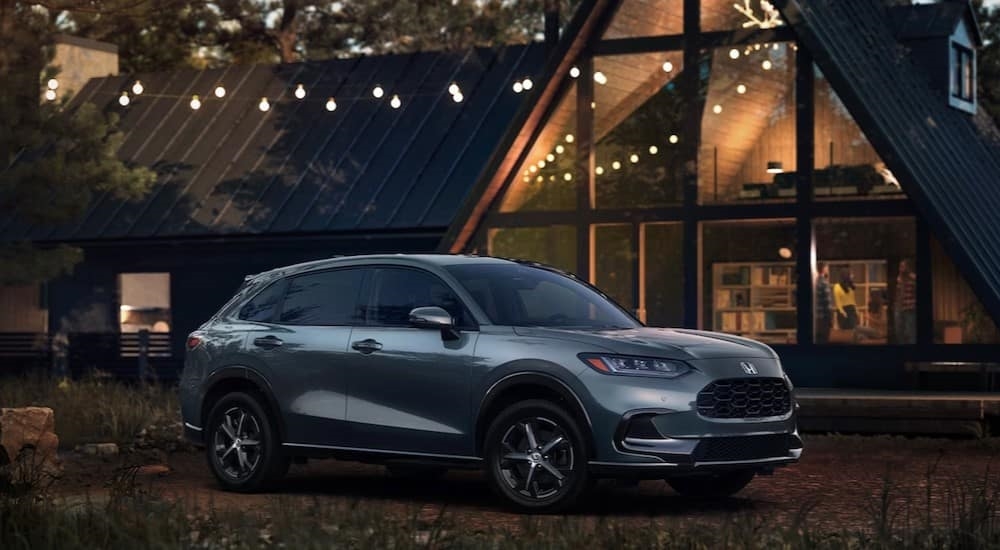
left=833, top=269, right=858, bottom=330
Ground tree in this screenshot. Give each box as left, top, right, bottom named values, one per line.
left=975, top=0, right=1000, bottom=127
left=0, top=0, right=156, bottom=284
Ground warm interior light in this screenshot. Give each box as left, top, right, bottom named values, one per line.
left=570, top=66, right=580, bottom=78
left=452, top=92, right=463, bottom=103
left=521, top=78, right=533, bottom=90
left=629, top=154, right=639, bottom=163
left=555, top=145, right=565, bottom=154
left=390, top=94, right=401, bottom=109
left=762, top=59, right=773, bottom=70
left=513, top=81, right=523, bottom=93
left=778, top=247, right=793, bottom=259
left=713, top=104, right=723, bottom=114
left=47, top=78, right=59, bottom=90
left=546, top=153, right=555, bottom=162
left=729, top=48, right=740, bottom=59
left=44, top=89, right=56, bottom=101
left=565, top=134, right=575, bottom=143
left=767, top=161, right=784, bottom=174
left=593, top=71, right=608, bottom=85
left=595, top=166, right=604, bottom=175
left=563, top=172, right=572, bottom=181
left=448, top=82, right=460, bottom=96
left=612, top=161, right=622, bottom=170
left=668, top=134, right=679, bottom=144
left=648, top=145, right=658, bottom=155
left=373, top=85, right=385, bottom=98
left=737, top=84, right=747, bottom=94
left=662, top=61, right=674, bottom=73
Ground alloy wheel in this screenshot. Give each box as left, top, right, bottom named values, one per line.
left=213, top=406, right=263, bottom=480
left=497, top=416, right=575, bottom=500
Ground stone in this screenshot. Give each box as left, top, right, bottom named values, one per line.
left=79, top=442, right=119, bottom=456
left=0, top=407, right=62, bottom=481
left=136, top=464, right=170, bottom=477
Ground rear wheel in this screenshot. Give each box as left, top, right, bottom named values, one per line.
left=205, top=391, right=288, bottom=492
left=484, top=399, right=589, bottom=513
left=666, top=469, right=755, bottom=498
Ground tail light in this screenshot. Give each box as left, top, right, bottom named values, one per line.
left=186, top=334, right=203, bottom=350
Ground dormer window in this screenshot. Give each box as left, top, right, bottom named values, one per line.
left=951, top=42, right=974, bottom=104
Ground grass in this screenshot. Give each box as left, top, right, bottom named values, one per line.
left=0, top=373, right=179, bottom=449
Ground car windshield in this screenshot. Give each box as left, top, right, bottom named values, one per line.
left=444, top=263, right=641, bottom=329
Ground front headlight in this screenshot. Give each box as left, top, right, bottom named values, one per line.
left=579, top=354, right=691, bottom=378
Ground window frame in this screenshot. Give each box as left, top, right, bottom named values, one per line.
left=362, top=266, right=479, bottom=331
left=951, top=42, right=975, bottom=104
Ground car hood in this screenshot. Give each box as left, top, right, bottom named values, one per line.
left=512, top=326, right=776, bottom=360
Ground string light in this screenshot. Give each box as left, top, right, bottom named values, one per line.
left=521, top=78, right=533, bottom=90
left=44, top=89, right=56, bottom=101
left=555, top=145, right=565, bottom=154
left=593, top=71, right=608, bottom=85
left=325, top=97, right=337, bottom=111
left=513, top=81, right=524, bottom=93
left=538, top=159, right=546, bottom=168
left=373, top=85, right=385, bottom=98
left=258, top=97, right=270, bottom=112
left=762, top=59, right=773, bottom=70
left=563, top=172, right=572, bottom=181
left=570, top=66, right=580, bottom=78
left=452, top=92, right=463, bottom=103
left=649, top=145, right=658, bottom=155
left=118, top=92, right=130, bottom=106
left=390, top=94, right=401, bottom=109
left=729, top=48, right=740, bottom=59
left=214, top=85, right=226, bottom=98
left=448, top=82, right=460, bottom=96
left=546, top=153, right=555, bottom=162
left=629, top=153, right=639, bottom=163
left=713, top=104, right=723, bottom=114
left=669, top=134, right=679, bottom=144
left=190, top=95, right=202, bottom=110
left=662, top=61, right=674, bottom=73
left=47, top=78, right=59, bottom=90
left=595, top=166, right=604, bottom=175
left=565, top=134, right=575, bottom=143
left=737, top=84, right=747, bottom=94
left=529, top=165, right=537, bottom=173
left=294, top=84, right=306, bottom=100
left=612, top=161, right=622, bottom=170
left=131, top=80, right=143, bottom=95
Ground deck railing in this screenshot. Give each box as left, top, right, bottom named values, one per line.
left=0, top=331, right=182, bottom=380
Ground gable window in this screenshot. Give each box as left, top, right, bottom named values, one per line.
left=952, top=43, right=974, bottom=103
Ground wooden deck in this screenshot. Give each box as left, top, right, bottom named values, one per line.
left=795, top=388, right=1000, bottom=436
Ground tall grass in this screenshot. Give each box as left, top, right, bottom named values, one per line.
left=0, top=374, right=178, bottom=448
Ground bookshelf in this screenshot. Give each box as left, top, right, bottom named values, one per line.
left=712, top=261, right=796, bottom=344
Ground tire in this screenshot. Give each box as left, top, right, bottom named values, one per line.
left=484, top=399, right=590, bottom=513
left=666, top=469, right=755, bottom=498
left=205, top=391, right=289, bottom=492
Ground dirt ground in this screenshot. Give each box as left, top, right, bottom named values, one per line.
left=53, top=435, right=1000, bottom=533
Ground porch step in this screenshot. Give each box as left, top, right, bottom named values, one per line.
left=795, top=388, right=1000, bottom=436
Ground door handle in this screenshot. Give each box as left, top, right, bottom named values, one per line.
left=351, top=339, right=383, bottom=354
left=253, top=335, right=283, bottom=349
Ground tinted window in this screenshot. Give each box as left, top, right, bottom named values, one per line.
left=445, top=263, right=640, bottom=329
left=368, top=268, right=471, bottom=327
left=238, top=280, right=286, bottom=322
left=278, top=269, right=364, bottom=326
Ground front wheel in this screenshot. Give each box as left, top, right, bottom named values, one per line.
left=484, top=399, right=590, bottom=513
left=205, top=391, right=288, bottom=492
left=666, top=469, right=755, bottom=498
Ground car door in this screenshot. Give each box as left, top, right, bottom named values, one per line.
left=244, top=267, right=365, bottom=447
left=345, top=266, right=479, bottom=457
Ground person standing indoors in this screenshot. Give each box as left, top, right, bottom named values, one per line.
left=834, top=268, right=858, bottom=332
left=815, top=262, right=833, bottom=344
left=894, top=259, right=917, bottom=344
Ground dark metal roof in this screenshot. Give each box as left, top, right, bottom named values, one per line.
left=889, top=1, right=983, bottom=45
left=6, top=44, right=545, bottom=242
left=778, top=0, right=1000, bottom=321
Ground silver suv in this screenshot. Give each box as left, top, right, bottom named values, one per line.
left=179, top=254, right=801, bottom=512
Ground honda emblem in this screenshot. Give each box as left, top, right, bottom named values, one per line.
left=740, top=361, right=758, bottom=375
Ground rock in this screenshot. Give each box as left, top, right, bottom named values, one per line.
left=0, top=407, right=62, bottom=482
left=136, top=464, right=170, bottom=477
left=79, top=443, right=119, bottom=456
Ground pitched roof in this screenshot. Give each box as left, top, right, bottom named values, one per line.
left=889, top=1, right=983, bottom=45
left=780, top=0, right=1000, bottom=320
left=4, top=44, right=545, bottom=242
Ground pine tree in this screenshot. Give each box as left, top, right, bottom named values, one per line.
left=0, top=0, right=156, bottom=284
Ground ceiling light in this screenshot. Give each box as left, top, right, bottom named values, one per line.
left=612, top=161, right=622, bottom=170
left=729, top=48, right=740, bottom=59
left=648, top=145, right=658, bottom=155
left=47, top=78, right=59, bottom=90
left=373, top=85, right=384, bottom=98
left=668, top=134, right=679, bottom=144
left=325, top=97, right=337, bottom=111
left=762, top=59, right=773, bottom=70
left=629, top=153, right=639, bottom=163
left=737, top=84, right=747, bottom=94
left=44, top=89, right=56, bottom=101
left=563, top=172, right=572, bottom=181
left=595, top=166, right=604, bottom=175
left=767, top=161, right=784, bottom=174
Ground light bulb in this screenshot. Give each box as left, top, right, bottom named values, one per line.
left=118, top=92, right=130, bottom=106
left=373, top=85, right=384, bottom=98
left=131, top=80, right=143, bottom=95
left=190, top=95, right=202, bottom=110
left=649, top=145, right=658, bottom=155
left=47, top=78, right=59, bottom=90
left=522, top=78, right=533, bottom=90
left=629, top=153, right=639, bottom=163
left=513, top=81, right=523, bottom=93
left=546, top=153, right=555, bottom=162
left=729, top=48, right=740, bottom=59
left=612, top=161, right=622, bottom=170
left=44, top=89, right=56, bottom=101
left=294, top=84, right=306, bottom=99
left=214, top=85, right=226, bottom=98
left=565, top=133, right=575, bottom=143
left=563, top=172, right=572, bottom=181
left=325, top=97, right=337, bottom=111
left=762, top=59, right=773, bottom=70
left=570, top=66, right=580, bottom=78
left=523, top=176, right=530, bottom=183
left=448, top=82, right=460, bottom=96
left=669, top=134, right=679, bottom=144
left=390, top=94, right=401, bottom=109
left=258, top=97, right=270, bottom=112
left=555, top=145, right=565, bottom=154
left=593, top=71, right=607, bottom=85
left=737, top=84, right=747, bottom=94
left=536, top=175, right=543, bottom=182
left=662, top=61, right=674, bottom=73
left=529, top=165, right=537, bottom=173
left=452, top=92, right=463, bottom=103
left=595, top=166, right=604, bottom=175
left=538, top=160, right=546, bottom=168
left=713, top=104, right=723, bottom=114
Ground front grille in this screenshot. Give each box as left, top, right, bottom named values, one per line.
left=696, top=378, right=791, bottom=419
left=693, top=434, right=792, bottom=462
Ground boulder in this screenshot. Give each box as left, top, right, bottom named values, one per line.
left=0, top=407, right=62, bottom=483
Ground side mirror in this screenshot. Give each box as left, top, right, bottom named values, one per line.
left=409, top=306, right=460, bottom=341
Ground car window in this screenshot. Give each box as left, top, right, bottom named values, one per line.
left=444, top=263, right=640, bottom=329
left=237, top=280, right=286, bottom=322
left=367, top=268, right=472, bottom=328
left=278, top=269, right=365, bottom=326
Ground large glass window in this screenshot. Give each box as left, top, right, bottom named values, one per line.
left=603, top=0, right=682, bottom=39
left=932, top=239, right=999, bottom=344
left=593, top=53, right=686, bottom=208
left=500, top=83, right=577, bottom=212
left=701, top=220, right=797, bottom=343
left=592, top=224, right=635, bottom=313
left=118, top=273, right=171, bottom=333
left=488, top=226, right=577, bottom=275
left=814, top=68, right=901, bottom=200
left=814, top=218, right=916, bottom=345
left=642, top=222, right=684, bottom=327
left=699, top=43, right=796, bottom=204
left=279, top=269, right=364, bottom=326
